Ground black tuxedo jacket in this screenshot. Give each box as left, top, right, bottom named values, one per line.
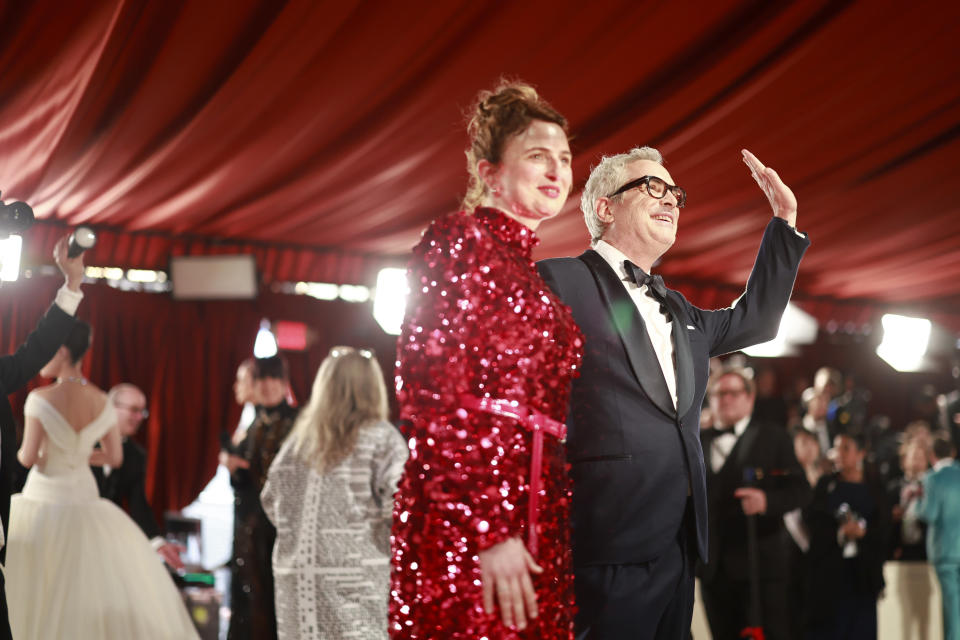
left=93, top=438, right=161, bottom=539
left=0, top=303, right=76, bottom=563
left=537, top=217, right=809, bottom=566
left=699, top=418, right=810, bottom=583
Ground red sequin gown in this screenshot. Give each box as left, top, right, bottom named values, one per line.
left=390, top=208, right=583, bottom=639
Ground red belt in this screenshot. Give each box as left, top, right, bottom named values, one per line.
left=459, top=395, right=566, bottom=556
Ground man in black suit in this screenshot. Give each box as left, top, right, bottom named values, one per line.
left=0, top=236, right=84, bottom=640
left=94, top=382, right=184, bottom=568
left=699, top=368, right=810, bottom=640
left=537, top=147, right=809, bottom=639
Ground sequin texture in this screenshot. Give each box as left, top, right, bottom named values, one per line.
left=389, top=208, right=583, bottom=638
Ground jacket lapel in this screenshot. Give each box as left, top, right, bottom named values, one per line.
left=732, top=420, right=762, bottom=475
left=579, top=250, right=675, bottom=418
left=663, top=294, right=695, bottom=417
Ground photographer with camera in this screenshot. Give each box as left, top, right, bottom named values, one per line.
left=803, top=432, right=890, bottom=640
left=0, top=235, right=84, bottom=640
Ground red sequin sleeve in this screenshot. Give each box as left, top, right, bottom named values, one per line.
left=395, top=215, right=531, bottom=550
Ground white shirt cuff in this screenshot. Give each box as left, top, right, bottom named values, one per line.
left=54, top=285, right=83, bottom=315
left=150, top=536, right=166, bottom=551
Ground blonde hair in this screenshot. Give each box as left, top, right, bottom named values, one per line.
left=463, top=79, right=568, bottom=211
left=288, top=346, right=388, bottom=473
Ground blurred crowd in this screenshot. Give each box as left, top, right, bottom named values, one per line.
left=698, top=358, right=960, bottom=640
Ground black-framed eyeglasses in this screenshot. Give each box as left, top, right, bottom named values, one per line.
left=713, top=389, right=747, bottom=399
left=115, top=403, right=149, bottom=420
left=609, top=175, right=687, bottom=208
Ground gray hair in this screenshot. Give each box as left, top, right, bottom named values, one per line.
left=581, top=146, right=663, bottom=243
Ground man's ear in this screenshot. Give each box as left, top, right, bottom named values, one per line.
left=596, top=197, right=614, bottom=224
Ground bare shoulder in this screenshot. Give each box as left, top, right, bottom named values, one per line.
left=31, top=384, right=58, bottom=399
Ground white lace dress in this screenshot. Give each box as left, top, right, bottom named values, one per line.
left=261, top=420, right=408, bottom=640
left=4, top=392, right=199, bottom=640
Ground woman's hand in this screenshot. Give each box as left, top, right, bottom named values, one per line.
left=219, top=450, right=250, bottom=473
left=479, top=536, right=543, bottom=630
left=89, top=448, right=108, bottom=466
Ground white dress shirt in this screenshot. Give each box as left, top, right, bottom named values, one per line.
left=54, top=284, right=84, bottom=315
left=934, top=458, right=955, bottom=472
left=709, top=416, right=751, bottom=473
left=592, top=240, right=677, bottom=408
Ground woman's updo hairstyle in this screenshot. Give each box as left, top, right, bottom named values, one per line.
left=65, top=320, right=92, bottom=364
left=463, top=80, right=568, bottom=211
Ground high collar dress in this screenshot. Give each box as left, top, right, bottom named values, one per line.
left=389, top=208, right=583, bottom=638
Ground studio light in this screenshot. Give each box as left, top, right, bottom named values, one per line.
left=338, top=284, right=371, bottom=303
left=254, top=320, right=279, bottom=358
left=373, top=267, right=409, bottom=336
left=0, top=234, right=23, bottom=281
left=294, top=281, right=339, bottom=300
left=742, top=303, right=819, bottom=358
left=876, top=313, right=931, bottom=372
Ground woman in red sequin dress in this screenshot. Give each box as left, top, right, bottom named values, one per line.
left=389, top=82, right=583, bottom=639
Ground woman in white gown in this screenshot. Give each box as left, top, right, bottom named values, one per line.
left=5, top=321, right=199, bottom=640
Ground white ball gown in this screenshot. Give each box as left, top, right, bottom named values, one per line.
left=5, top=392, right=200, bottom=639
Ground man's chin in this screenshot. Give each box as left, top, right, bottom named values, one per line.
left=655, top=233, right=677, bottom=250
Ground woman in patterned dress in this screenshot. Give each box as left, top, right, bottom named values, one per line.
left=389, top=81, right=583, bottom=638
left=262, top=346, right=407, bottom=639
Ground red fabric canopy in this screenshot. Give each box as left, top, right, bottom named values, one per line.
left=2, top=1, right=959, bottom=322
left=2, top=1, right=959, bottom=515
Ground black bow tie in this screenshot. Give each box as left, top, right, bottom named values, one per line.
left=624, top=260, right=669, bottom=314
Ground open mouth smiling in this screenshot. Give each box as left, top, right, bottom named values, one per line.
left=652, top=213, right=674, bottom=224
left=538, top=186, right=561, bottom=198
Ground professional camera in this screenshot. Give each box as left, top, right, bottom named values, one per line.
left=835, top=502, right=867, bottom=557
left=0, top=192, right=34, bottom=239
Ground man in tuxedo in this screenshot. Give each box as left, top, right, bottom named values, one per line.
left=94, top=383, right=184, bottom=568
left=0, top=236, right=84, bottom=640
left=699, top=368, right=810, bottom=640
left=918, top=436, right=960, bottom=640
left=538, top=147, right=809, bottom=639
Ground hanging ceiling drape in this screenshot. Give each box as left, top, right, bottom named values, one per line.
left=0, top=1, right=957, bottom=319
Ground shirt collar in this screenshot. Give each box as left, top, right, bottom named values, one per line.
left=934, top=458, right=955, bottom=472
left=715, top=415, right=751, bottom=437
left=593, top=239, right=638, bottom=285
left=802, top=414, right=827, bottom=431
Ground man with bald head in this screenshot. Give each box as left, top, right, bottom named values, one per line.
left=538, top=148, right=809, bottom=639
left=94, top=383, right=183, bottom=568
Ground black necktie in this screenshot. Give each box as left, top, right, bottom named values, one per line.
left=623, top=260, right=669, bottom=315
